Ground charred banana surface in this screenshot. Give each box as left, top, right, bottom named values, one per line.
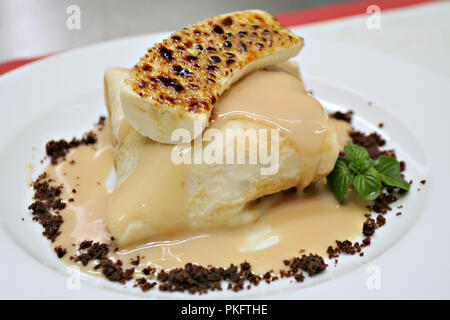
left=121, top=10, right=304, bottom=144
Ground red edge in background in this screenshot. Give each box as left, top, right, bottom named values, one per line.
left=0, top=0, right=440, bottom=76
left=274, top=0, right=439, bottom=26
left=0, top=55, right=50, bottom=76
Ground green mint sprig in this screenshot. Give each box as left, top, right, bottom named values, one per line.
left=327, top=143, right=410, bottom=204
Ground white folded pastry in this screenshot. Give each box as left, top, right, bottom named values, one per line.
left=104, top=64, right=339, bottom=247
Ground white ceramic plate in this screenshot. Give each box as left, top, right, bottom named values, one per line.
left=1, top=27, right=449, bottom=299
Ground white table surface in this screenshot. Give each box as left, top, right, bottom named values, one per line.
left=297, top=1, right=450, bottom=77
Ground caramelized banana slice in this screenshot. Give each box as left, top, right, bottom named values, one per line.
left=121, top=10, right=304, bottom=144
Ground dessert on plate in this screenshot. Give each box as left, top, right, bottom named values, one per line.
left=28, top=10, right=411, bottom=294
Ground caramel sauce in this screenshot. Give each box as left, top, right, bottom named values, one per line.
left=46, top=63, right=364, bottom=278
left=48, top=115, right=365, bottom=276
left=108, top=69, right=340, bottom=246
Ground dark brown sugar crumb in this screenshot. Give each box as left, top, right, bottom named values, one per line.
left=329, top=110, right=354, bottom=123
left=149, top=261, right=286, bottom=294
left=74, top=241, right=134, bottom=284
left=283, top=254, right=327, bottom=277
left=142, top=267, right=156, bottom=276
left=350, top=130, right=396, bottom=160
left=44, top=116, right=105, bottom=164
left=97, top=116, right=106, bottom=130
left=336, top=240, right=359, bottom=255
left=157, top=263, right=230, bottom=294
left=294, top=272, right=305, bottom=282
left=74, top=242, right=109, bottom=266
left=399, top=161, right=406, bottom=172
left=54, top=246, right=67, bottom=258
left=295, top=254, right=327, bottom=276
left=95, top=258, right=135, bottom=284
left=376, top=214, right=386, bottom=227
left=45, top=131, right=97, bottom=164
left=327, top=239, right=365, bottom=261
left=28, top=173, right=65, bottom=242
left=363, top=217, right=377, bottom=237
left=134, top=278, right=157, bottom=292
left=79, top=240, right=93, bottom=249
left=130, top=256, right=141, bottom=266
left=369, top=193, right=398, bottom=214
left=327, top=246, right=339, bottom=259
left=361, top=237, right=371, bottom=247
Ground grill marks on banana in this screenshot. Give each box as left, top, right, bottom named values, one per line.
left=129, top=11, right=301, bottom=113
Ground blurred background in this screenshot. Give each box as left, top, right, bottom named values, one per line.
left=0, top=0, right=448, bottom=76
left=0, top=0, right=347, bottom=62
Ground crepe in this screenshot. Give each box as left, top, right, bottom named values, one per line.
left=104, top=65, right=339, bottom=246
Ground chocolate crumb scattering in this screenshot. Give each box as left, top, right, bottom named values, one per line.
left=327, top=239, right=364, bottom=260
left=142, top=266, right=156, bottom=276
left=97, top=116, right=106, bottom=130
left=74, top=241, right=134, bottom=284
left=29, top=112, right=415, bottom=294
left=350, top=130, right=395, bottom=160
left=327, top=246, right=339, bottom=259
left=134, top=278, right=157, bottom=292
left=157, top=263, right=234, bottom=294
left=326, top=126, right=411, bottom=263
left=130, top=256, right=141, bottom=266
left=46, top=132, right=97, bottom=164
left=369, top=193, right=398, bottom=214
left=337, top=240, right=361, bottom=255
left=28, top=173, right=65, bottom=242
left=282, top=254, right=327, bottom=279
left=74, top=242, right=109, bottom=266
left=134, top=258, right=315, bottom=294
left=376, top=214, right=386, bottom=227
left=361, top=237, right=371, bottom=247
left=420, top=179, right=426, bottom=185
left=363, top=217, right=377, bottom=237
left=287, top=254, right=327, bottom=277
left=44, top=116, right=106, bottom=164
left=329, top=110, right=354, bottom=123
left=54, top=246, right=67, bottom=258
left=95, top=259, right=135, bottom=284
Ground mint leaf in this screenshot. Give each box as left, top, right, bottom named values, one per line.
left=327, top=158, right=354, bottom=204
left=327, top=142, right=410, bottom=204
left=352, top=167, right=382, bottom=201
left=374, top=156, right=410, bottom=190
left=348, top=158, right=373, bottom=174
left=344, top=143, right=371, bottom=163
left=344, top=143, right=373, bottom=174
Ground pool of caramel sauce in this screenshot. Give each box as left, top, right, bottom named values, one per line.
left=47, top=117, right=367, bottom=277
